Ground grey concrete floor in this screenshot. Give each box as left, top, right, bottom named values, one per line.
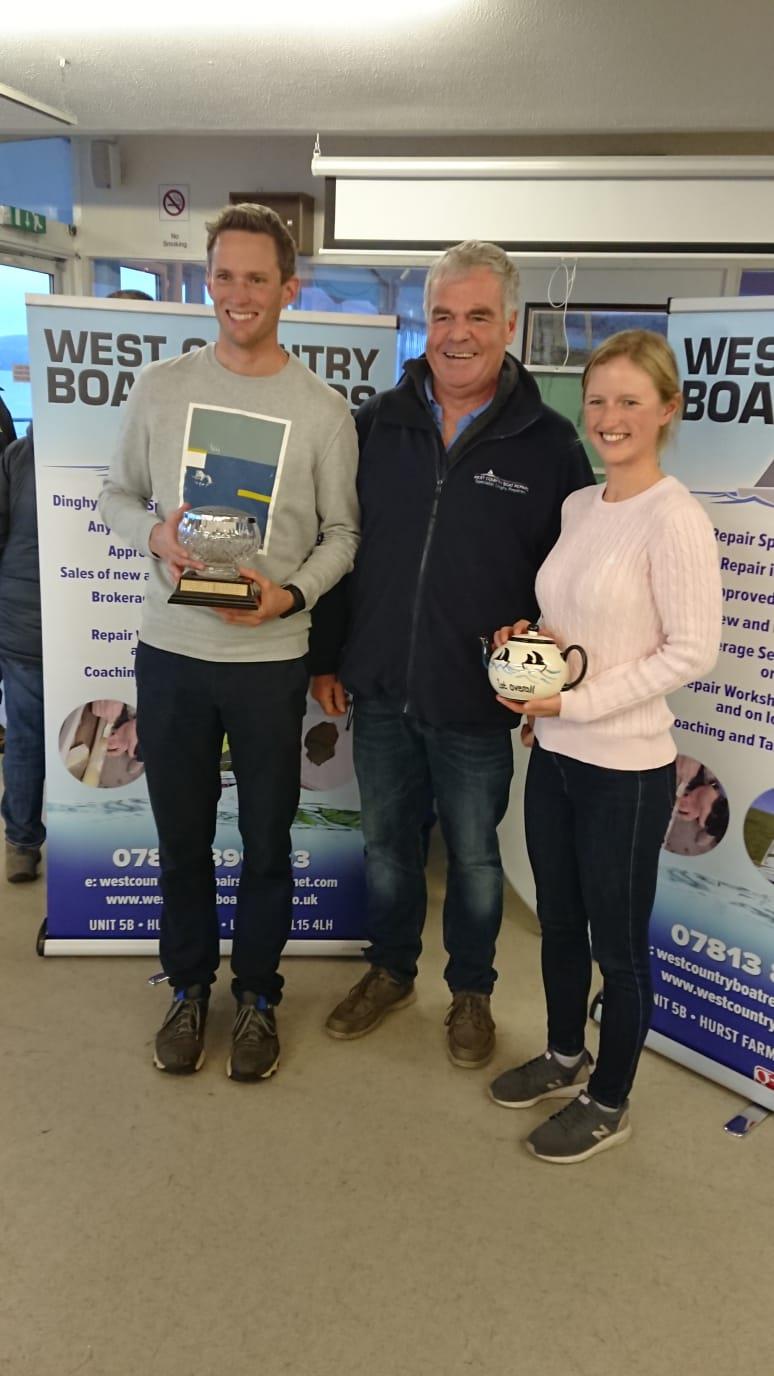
left=1, top=834, right=772, bottom=1376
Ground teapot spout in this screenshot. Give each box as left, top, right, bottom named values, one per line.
left=479, top=635, right=492, bottom=667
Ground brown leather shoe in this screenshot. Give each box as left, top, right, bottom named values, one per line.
left=325, top=965, right=415, bottom=1039
left=445, top=992, right=495, bottom=1068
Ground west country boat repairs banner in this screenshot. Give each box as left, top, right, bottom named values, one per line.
left=646, top=296, right=774, bottom=1108
left=27, top=297, right=397, bottom=955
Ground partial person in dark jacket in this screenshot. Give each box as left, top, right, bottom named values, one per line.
left=311, top=240, right=594, bottom=1068
left=0, top=426, right=45, bottom=882
left=0, top=386, right=17, bottom=456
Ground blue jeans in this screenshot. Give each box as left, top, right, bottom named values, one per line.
left=135, top=643, right=308, bottom=1003
left=353, top=697, right=514, bottom=993
left=525, top=742, right=676, bottom=1108
left=0, top=657, right=46, bottom=851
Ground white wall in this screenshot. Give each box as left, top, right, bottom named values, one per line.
left=73, top=134, right=319, bottom=266
left=72, top=135, right=743, bottom=312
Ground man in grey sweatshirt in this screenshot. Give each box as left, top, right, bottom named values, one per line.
left=100, top=204, right=359, bottom=1081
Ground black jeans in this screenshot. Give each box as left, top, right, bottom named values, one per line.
left=353, top=697, right=514, bottom=993
left=525, top=741, right=675, bottom=1108
left=135, top=643, right=308, bottom=1003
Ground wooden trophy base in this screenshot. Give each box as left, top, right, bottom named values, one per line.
left=168, top=571, right=260, bottom=609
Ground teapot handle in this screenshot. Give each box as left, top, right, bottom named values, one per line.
left=560, top=644, right=588, bottom=691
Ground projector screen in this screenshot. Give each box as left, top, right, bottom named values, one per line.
left=325, top=175, right=774, bottom=254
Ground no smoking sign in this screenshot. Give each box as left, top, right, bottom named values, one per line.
left=159, top=184, right=190, bottom=221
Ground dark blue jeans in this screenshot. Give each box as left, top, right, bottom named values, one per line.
left=0, top=657, right=46, bottom=851
left=525, top=741, right=676, bottom=1108
left=353, top=697, right=514, bottom=993
left=135, top=643, right=308, bottom=1003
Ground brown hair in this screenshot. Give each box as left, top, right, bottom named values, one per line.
left=205, top=203, right=296, bottom=282
left=582, top=329, right=683, bottom=450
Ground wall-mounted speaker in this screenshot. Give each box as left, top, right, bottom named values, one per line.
left=89, top=139, right=122, bottom=191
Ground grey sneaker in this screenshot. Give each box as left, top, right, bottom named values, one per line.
left=489, top=1048, right=592, bottom=1108
left=445, top=992, right=495, bottom=1068
left=227, top=992, right=279, bottom=1081
left=325, top=966, right=415, bottom=1040
left=153, top=986, right=208, bottom=1074
left=525, top=1092, right=631, bottom=1164
left=6, top=841, right=41, bottom=884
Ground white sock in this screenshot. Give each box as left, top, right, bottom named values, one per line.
left=550, top=1047, right=585, bottom=1069
left=590, top=1096, right=621, bottom=1115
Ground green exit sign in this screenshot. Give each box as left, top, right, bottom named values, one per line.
left=0, top=205, right=47, bottom=234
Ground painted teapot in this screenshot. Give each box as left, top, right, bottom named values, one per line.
left=481, top=624, right=588, bottom=702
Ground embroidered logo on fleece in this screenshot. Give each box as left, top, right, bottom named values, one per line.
left=473, top=469, right=529, bottom=495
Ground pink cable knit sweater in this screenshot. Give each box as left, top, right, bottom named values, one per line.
left=534, top=476, right=722, bottom=770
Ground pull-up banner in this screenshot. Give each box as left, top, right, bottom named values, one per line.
left=27, top=297, right=397, bottom=955
left=651, top=297, right=774, bottom=1107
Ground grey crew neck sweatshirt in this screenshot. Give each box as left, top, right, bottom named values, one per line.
left=100, top=345, right=360, bottom=663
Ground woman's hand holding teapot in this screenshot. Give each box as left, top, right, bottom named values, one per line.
left=490, top=623, right=563, bottom=717
left=482, top=620, right=587, bottom=713
left=493, top=618, right=531, bottom=648
left=497, top=693, right=561, bottom=718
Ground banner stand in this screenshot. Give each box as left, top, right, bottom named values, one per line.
left=722, top=1104, right=770, bottom=1137
left=591, top=990, right=772, bottom=1128
left=37, top=934, right=363, bottom=958
left=27, top=297, right=397, bottom=958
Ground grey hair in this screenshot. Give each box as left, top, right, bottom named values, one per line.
left=423, top=241, right=520, bottom=319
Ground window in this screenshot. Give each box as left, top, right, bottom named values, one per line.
left=523, top=304, right=668, bottom=369
left=0, top=138, right=74, bottom=224
left=0, top=260, right=54, bottom=430
left=92, top=261, right=160, bottom=300
left=90, top=257, right=430, bottom=381
left=294, top=261, right=427, bottom=378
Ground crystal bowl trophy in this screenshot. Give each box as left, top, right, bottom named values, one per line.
left=168, top=506, right=261, bottom=609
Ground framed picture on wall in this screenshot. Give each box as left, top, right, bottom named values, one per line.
left=523, top=303, right=668, bottom=370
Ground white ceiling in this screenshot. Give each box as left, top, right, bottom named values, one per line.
left=2, top=0, right=774, bottom=140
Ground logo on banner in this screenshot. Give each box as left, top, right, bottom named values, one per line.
left=680, top=333, right=774, bottom=507
left=754, top=1065, right=774, bottom=1089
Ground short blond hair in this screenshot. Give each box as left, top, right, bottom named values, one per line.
left=582, top=329, right=682, bottom=450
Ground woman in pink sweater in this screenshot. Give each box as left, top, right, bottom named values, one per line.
left=489, top=330, right=722, bottom=1164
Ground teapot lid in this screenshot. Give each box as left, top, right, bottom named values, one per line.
left=508, top=623, right=554, bottom=644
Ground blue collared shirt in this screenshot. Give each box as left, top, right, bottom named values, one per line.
left=424, top=376, right=491, bottom=450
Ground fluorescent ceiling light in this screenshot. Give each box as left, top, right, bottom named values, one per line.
left=5, top=0, right=460, bottom=31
